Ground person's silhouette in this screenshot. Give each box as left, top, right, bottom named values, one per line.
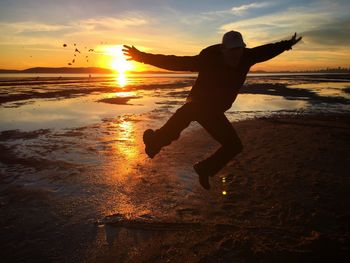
left=123, top=31, right=302, bottom=190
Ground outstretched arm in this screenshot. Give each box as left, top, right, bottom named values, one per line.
left=122, top=45, right=200, bottom=72
left=251, top=33, right=302, bottom=64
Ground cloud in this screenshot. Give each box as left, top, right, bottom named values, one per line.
left=219, top=7, right=341, bottom=46
left=199, top=1, right=272, bottom=20
left=219, top=0, right=350, bottom=49
left=76, top=16, right=149, bottom=31
left=0, top=21, right=73, bottom=46
left=302, top=18, right=350, bottom=46
left=0, top=21, right=69, bottom=33
left=231, top=2, right=272, bottom=15
left=219, top=8, right=350, bottom=53
left=0, top=12, right=153, bottom=48
left=0, top=11, right=150, bottom=35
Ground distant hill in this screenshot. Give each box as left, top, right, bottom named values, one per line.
left=0, top=67, right=178, bottom=74
left=0, top=67, right=114, bottom=74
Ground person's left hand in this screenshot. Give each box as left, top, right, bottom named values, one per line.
left=288, top=32, right=302, bottom=49
left=122, top=45, right=142, bottom=61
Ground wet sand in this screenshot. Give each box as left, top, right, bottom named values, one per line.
left=91, top=114, right=350, bottom=263
left=0, top=74, right=350, bottom=262
left=1, top=113, right=349, bottom=262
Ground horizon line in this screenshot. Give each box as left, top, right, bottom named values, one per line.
left=0, top=66, right=350, bottom=74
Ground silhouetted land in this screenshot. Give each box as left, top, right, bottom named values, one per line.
left=0, top=67, right=171, bottom=74
left=0, top=66, right=349, bottom=74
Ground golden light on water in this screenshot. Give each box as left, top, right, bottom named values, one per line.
left=117, top=72, right=127, bottom=87
left=118, top=120, right=135, bottom=142
left=114, top=91, right=137, bottom=97
left=115, top=118, right=138, bottom=161
left=104, top=116, right=145, bottom=185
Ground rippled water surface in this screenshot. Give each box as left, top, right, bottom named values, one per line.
left=1, top=73, right=349, bottom=131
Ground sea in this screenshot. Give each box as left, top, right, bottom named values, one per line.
left=0, top=72, right=349, bottom=131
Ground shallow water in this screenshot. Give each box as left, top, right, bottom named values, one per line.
left=1, top=73, right=349, bottom=206
left=1, top=74, right=349, bottom=131
left=1, top=74, right=349, bottom=189
left=289, top=82, right=350, bottom=99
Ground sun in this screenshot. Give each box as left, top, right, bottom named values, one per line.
left=104, top=45, right=134, bottom=73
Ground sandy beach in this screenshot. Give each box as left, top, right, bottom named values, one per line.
left=1, top=0, right=350, bottom=261
left=0, top=74, right=350, bottom=262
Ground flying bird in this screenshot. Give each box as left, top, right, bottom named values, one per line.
left=75, top=48, right=81, bottom=53
left=63, top=44, right=67, bottom=47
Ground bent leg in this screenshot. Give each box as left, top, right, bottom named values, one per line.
left=196, top=112, right=243, bottom=176
left=154, top=102, right=198, bottom=147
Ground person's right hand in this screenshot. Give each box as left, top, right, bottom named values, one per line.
left=122, top=45, right=142, bottom=61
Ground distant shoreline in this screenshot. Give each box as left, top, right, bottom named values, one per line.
left=0, top=67, right=349, bottom=75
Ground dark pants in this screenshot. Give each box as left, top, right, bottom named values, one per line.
left=154, top=102, right=243, bottom=174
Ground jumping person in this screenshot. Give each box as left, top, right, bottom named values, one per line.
left=123, top=31, right=302, bottom=190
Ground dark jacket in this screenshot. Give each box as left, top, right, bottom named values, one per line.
left=138, top=40, right=293, bottom=112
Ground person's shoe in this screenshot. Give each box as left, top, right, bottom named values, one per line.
left=143, top=129, right=161, bottom=159
left=193, top=162, right=211, bottom=190
left=194, top=160, right=219, bottom=177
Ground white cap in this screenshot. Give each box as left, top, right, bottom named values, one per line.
left=222, top=31, right=246, bottom=49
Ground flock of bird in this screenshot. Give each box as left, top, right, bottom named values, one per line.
left=63, top=43, right=95, bottom=66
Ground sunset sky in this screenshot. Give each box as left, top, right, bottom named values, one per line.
left=0, top=0, right=349, bottom=72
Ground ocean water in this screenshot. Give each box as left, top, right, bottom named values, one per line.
left=1, top=73, right=349, bottom=131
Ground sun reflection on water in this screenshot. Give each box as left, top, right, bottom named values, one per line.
left=116, top=72, right=127, bottom=87
left=114, top=91, right=137, bottom=98
left=99, top=116, right=146, bottom=217
left=113, top=117, right=140, bottom=163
